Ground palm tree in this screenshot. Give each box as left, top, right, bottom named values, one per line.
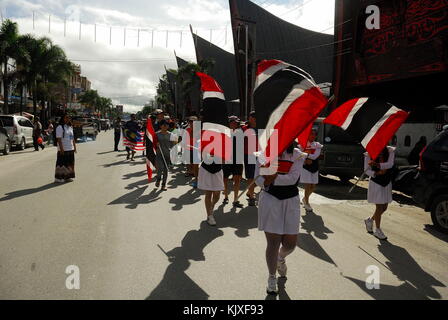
left=0, top=19, right=27, bottom=114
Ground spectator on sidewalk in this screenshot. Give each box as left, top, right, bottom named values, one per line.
left=55, top=115, right=77, bottom=183
left=33, top=116, right=45, bottom=151
left=113, top=117, right=122, bottom=151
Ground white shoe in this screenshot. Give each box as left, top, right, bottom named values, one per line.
left=277, top=259, right=287, bottom=278
left=364, top=218, right=374, bottom=233
left=266, top=275, right=278, bottom=295
left=374, top=228, right=388, bottom=240
left=54, top=179, right=64, bottom=183
left=302, top=198, right=312, bottom=211
left=207, top=215, right=216, bottom=226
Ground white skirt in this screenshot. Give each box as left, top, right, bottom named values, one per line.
left=300, top=169, right=319, bottom=184
left=368, top=180, right=393, bottom=204
left=258, top=191, right=301, bottom=235
left=198, top=166, right=224, bottom=191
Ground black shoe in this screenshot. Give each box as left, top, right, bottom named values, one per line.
left=223, top=198, right=229, bottom=204
left=155, top=180, right=161, bottom=188
left=233, top=201, right=244, bottom=208
left=126, top=154, right=130, bottom=160
left=248, top=198, right=256, bottom=206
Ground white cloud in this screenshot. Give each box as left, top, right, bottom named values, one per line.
left=4, top=0, right=334, bottom=113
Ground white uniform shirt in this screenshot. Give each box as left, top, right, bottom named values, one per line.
left=56, top=125, right=75, bottom=151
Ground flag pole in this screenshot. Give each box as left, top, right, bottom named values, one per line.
left=349, top=171, right=367, bottom=193
left=158, top=144, right=170, bottom=173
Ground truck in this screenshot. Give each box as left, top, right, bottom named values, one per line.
left=71, top=117, right=98, bottom=142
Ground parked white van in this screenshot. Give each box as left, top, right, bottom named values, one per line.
left=0, top=115, right=34, bottom=150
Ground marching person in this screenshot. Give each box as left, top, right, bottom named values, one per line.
left=183, top=116, right=199, bottom=188
left=243, top=111, right=258, bottom=206
left=198, top=154, right=224, bottom=226
left=364, top=146, right=396, bottom=240
left=155, top=120, right=178, bottom=191
left=124, top=114, right=141, bottom=161
left=255, top=144, right=308, bottom=295
left=54, top=114, right=77, bottom=183
left=223, top=116, right=244, bottom=208
left=33, top=116, right=45, bottom=151
left=113, top=117, right=122, bottom=151
left=46, top=121, right=54, bottom=146
left=299, top=129, right=322, bottom=212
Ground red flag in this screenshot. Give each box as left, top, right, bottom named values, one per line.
left=324, top=98, right=409, bottom=159
left=145, top=119, right=157, bottom=182
left=196, top=72, right=231, bottom=162
left=254, top=59, right=327, bottom=163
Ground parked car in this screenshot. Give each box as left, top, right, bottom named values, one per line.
left=314, top=118, right=365, bottom=183
left=71, top=117, right=98, bottom=141
left=0, top=119, right=11, bottom=155
left=394, top=127, right=448, bottom=234
left=0, top=115, right=34, bottom=150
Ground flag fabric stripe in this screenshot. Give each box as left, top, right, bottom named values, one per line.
left=196, top=72, right=230, bottom=161
left=258, top=84, right=308, bottom=152
left=255, top=60, right=289, bottom=90
left=341, top=97, right=369, bottom=130
left=262, top=87, right=327, bottom=159
left=203, top=91, right=225, bottom=100
left=255, top=71, right=315, bottom=129
left=255, top=60, right=314, bottom=91
left=324, top=97, right=410, bottom=160
left=344, top=99, right=395, bottom=144
left=202, top=122, right=232, bottom=138
left=364, top=110, right=409, bottom=159
left=123, top=131, right=145, bottom=151
left=145, top=120, right=157, bottom=183
left=254, top=59, right=327, bottom=162
left=361, top=106, right=402, bottom=147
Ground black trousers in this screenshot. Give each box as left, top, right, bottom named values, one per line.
left=114, top=132, right=121, bottom=151
left=33, top=136, right=44, bottom=151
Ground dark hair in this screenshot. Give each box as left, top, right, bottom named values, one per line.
left=159, top=119, right=169, bottom=127
left=249, top=111, right=256, bottom=118
left=286, top=143, right=295, bottom=154
left=376, top=147, right=389, bottom=163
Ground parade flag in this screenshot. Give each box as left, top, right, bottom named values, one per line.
left=145, top=119, right=157, bottom=182
left=254, top=59, right=328, bottom=162
left=123, top=129, right=145, bottom=152
left=324, top=98, right=409, bottom=160
left=196, top=72, right=231, bottom=162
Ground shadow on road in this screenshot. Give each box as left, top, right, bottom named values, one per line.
left=122, top=170, right=147, bottom=180
left=147, top=221, right=224, bottom=300
left=297, top=233, right=337, bottom=267
left=347, top=242, right=446, bottom=299
left=296, top=209, right=337, bottom=266
left=169, top=188, right=202, bottom=211
left=96, top=151, right=117, bottom=155
left=311, top=176, right=366, bottom=201
left=423, top=224, right=448, bottom=243
left=0, top=182, right=60, bottom=202
left=213, top=204, right=258, bottom=238
left=301, top=209, right=334, bottom=240
left=108, top=187, right=163, bottom=209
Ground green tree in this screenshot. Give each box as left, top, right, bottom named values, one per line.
left=0, top=20, right=28, bottom=114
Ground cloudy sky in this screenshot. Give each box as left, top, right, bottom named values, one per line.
left=2, top=0, right=334, bottom=113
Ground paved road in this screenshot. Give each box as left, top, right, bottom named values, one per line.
left=0, top=131, right=447, bottom=300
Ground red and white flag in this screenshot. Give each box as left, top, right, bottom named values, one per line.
left=324, top=98, right=409, bottom=160
left=254, top=59, right=328, bottom=163
left=196, top=72, right=231, bottom=162
left=145, top=119, right=157, bottom=182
